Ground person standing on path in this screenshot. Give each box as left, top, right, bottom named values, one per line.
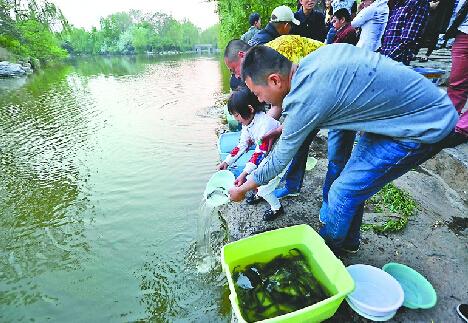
left=241, top=13, right=262, bottom=44
left=229, top=44, right=458, bottom=253
left=230, top=12, right=262, bottom=91
left=444, top=0, right=468, bottom=146
left=325, top=0, right=357, bottom=43
left=249, top=6, right=300, bottom=46
left=292, top=0, right=328, bottom=41
left=417, top=0, right=456, bottom=62
left=380, top=0, right=429, bottom=65
left=351, top=0, right=389, bottom=52
left=331, top=8, right=358, bottom=44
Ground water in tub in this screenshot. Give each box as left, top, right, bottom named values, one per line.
left=233, top=248, right=328, bottom=321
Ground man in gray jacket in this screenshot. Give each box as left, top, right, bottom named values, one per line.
left=229, top=44, right=458, bottom=253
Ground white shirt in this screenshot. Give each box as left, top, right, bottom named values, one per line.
left=351, top=0, right=389, bottom=51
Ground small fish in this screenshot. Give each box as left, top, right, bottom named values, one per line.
left=206, top=186, right=228, bottom=200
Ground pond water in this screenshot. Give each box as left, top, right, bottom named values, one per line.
left=0, top=55, right=232, bottom=322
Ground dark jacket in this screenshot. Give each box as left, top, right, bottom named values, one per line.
left=424, top=0, right=456, bottom=36
left=229, top=75, right=245, bottom=91
left=445, top=0, right=468, bottom=39
left=248, top=23, right=280, bottom=46
left=292, top=8, right=327, bottom=41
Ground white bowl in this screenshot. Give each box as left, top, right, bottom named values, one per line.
left=346, top=298, right=397, bottom=321
left=347, top=264, right=404, bottom=317
left=204, top=170, right=235, bottom=207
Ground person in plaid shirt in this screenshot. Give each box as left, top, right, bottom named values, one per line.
left=380, top=0, right=429, bottom=65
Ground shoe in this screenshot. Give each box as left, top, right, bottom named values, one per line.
left=246, top=193, right=263, bottom=205
left=457, top=304, right=468, bottom=323
left=441, top=131, right=468, bottom=148
left=319, top=205, right=328, bottom=224
left=263, top=206, right=284, bottom=221
left=274, top=187, right=299, bottom=199
left=319, top=214, right=327, bottom=224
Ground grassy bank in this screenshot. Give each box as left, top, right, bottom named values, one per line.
left=363, top=183, right=418, bottom=233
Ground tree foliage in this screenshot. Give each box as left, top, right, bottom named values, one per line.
left=211, top=0, right=329, bottom=47
left=0, top=0, right=67, bottom=61
left=61, top=10, right=219, bottom=55
left=1, top=2, right=219, bottom=60
left=199, top=24, right=219, bottom=45
left=211, top=0, right=298, bottom=48
left=17, top=19, right=67, bottom=59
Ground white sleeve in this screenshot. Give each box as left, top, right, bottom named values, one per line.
left=351, top=6, right=374, bottom=28
left=223, top=127, right=251, bottom=165
left=242, top=116, right=280, bottom=174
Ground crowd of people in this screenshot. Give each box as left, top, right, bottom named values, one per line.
left=221, top=0, right=467, bottom=255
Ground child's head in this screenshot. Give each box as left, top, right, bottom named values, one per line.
left=332, top=8, right=351, bottom=30
left=227, top=87, right=262, bottom=125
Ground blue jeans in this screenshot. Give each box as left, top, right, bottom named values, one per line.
left=320, top=130, right=357, bottom=221
left=319, top=131, right=442, bottom=250
left=284, top=129, right=319, bottom=192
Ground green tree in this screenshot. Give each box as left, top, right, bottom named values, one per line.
left=117, top=29, right=134, bottom=53
left=199, top=24, right=219, bottom=46
left=99, top=12, right=132, bottom=53
left=0, top=0, right=20, bottom=38
left=4, top=3, right=219, bottom=58
left=63, top=27, right=92, bottom=54
left=212, top=0, right=297, bottom=47
left=90, top=27, right=105, bottom=54
left=159, top=17, right=183, bottom=50
left=17, top=19, right=67, bottom=60
left=131, top=24, right=152, bottom=53
left=179, top=20, right=200, bottom=50
left=1, top=0, right=68, bottom=61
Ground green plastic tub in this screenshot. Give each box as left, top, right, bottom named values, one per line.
left=221, top=224, right=355, bottom=322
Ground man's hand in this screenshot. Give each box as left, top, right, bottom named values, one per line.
left=234, top=172, right=247, bottom=186
left=261, top=125, right=283, bottom=152
left=217, top=161, right=228, bottom=170
left=229, top=186, right=247, bottom=202
left=229, top=178, right=259, bottom=202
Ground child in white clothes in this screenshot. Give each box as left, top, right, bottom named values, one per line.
left=217, top=88, right=288, bottom=221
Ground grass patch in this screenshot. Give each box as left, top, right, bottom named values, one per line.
left=362, top=183, right=417, bottom=233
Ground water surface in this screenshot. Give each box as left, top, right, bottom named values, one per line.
left=0, top=54, right=231, bottom=322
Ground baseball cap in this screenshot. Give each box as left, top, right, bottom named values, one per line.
left=270, top=6, right=300, bottom=25
left=249, top=12, right=260, bottom=25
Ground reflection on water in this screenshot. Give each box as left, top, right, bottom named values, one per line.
left=0, top=76, right=28, bottom=92
left=0, top=63, right=96, bottom=309
left=0, top=54, right=231, bottom=321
